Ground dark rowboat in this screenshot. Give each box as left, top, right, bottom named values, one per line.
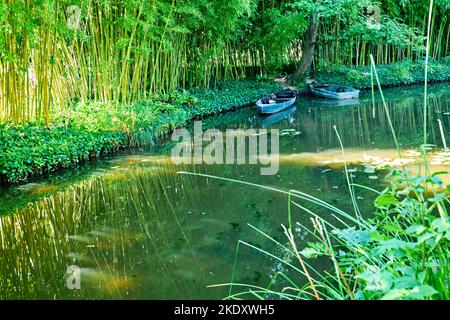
left=309, top=84, right=360, bottom=100
left=256, top=89, right=297, bottom=114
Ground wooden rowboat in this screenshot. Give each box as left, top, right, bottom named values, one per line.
left=310, top=84, right=360, bottom=100
left=256, top=89, right=297, bottom=114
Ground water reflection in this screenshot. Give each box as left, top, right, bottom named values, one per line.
left=0, top=83, right=448, bottom=299
left=258, top=107, right=297, bottom=128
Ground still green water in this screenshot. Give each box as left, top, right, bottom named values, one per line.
left=0, top=83, right=449, bottom=299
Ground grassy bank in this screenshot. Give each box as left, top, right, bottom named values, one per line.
left=0, top=80, right=281, bottom=183
left=313, top=59, right=450, bottom=89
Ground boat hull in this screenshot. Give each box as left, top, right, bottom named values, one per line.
left=309, top=97, right=360, bottom=107
left=311, top=86, right=360, bottom=100
left=256, top=96, right=296, bottom=114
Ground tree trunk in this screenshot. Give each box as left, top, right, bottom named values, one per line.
left=288, top=14, right=318, bottom=83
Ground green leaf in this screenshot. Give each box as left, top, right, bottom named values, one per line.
left=369, top=230, right=384, bottom=241
left=381, top=289, right=409, bottom=300
left=432, top=171, right=448, bottom=177
left=375, top=194, right=397, bottom=207
left=406, top=285, right=438, bottom=300
left=300, top=242, right=327, bottom=258
left=417, top=232, right=435, bottom=245
left=405, top=225, right=426, bottom=235
left=431, top=218, right=450, bottom=233
left=336, top=228, right=373, bottom=245
left=395, top=276, right=420, bottom=289
left=374, top=238, right=415, bottom=255
left=300, top=247, right=323, bottom=258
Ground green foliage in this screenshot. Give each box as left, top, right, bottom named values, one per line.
left=221, top=165, right=450, bottom=300
left=329, top=169, right=450, bottom=299
left=314, top=59, right=450, bottom=89
left=0, top=123, right=127, bottom=183
left=0, top=80, right=278, bottom=182
left=1, top=0, right=448, bottom=124
left=245, top=3, right=307, bottom=71
left=0, top=0, right=260, bottom=124
left=189, top=80, right=282, bottom=116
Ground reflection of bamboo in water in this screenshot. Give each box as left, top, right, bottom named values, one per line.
left=309, top=89, right=449, bottom=149
left=298, top=112, right=320, bottom=151
left=0, top=163, right=207, bottom=299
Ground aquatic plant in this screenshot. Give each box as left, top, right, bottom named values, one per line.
left=182, top=166, right=449, bottom=300
left=204, top=0, right=450, bottom=300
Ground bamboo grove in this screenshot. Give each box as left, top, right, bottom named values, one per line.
left=0, top=0, right=449, bottom=124
left=0, top=0, right=255, bottom=124
left=315, top=0, right=450, bottom=66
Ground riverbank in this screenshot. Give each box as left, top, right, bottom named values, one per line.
left=1, top=59, right=449, bottom=184
left=0, top=80, right=281, bottom=183
left=312, top=59, right=450, bottom=89
left=1, top=82, right=448, bottom=299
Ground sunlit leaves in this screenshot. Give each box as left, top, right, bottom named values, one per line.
left=374, top=193, right=396, bottom=207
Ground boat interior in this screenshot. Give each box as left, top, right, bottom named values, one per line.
left=315, top=85, right=355, bottom=92
left=260, top=90, right=296, bottom=104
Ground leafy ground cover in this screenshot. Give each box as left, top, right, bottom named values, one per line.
left=0, top=80, right=281, bottom=183
left=313, top=59, right=450, bottom=89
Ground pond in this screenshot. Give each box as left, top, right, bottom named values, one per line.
left=0, top=83, right=449, bottom=299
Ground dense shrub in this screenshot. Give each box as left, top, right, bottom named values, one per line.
left=0, top=80, right=280, bottom=182
left=313, top=170, right=450, bottom=299
left=0, top=124, right=127, bottom=182
left=313, top=60, right=450, bottom=89
left=189, top=80, right=282, bottom=116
